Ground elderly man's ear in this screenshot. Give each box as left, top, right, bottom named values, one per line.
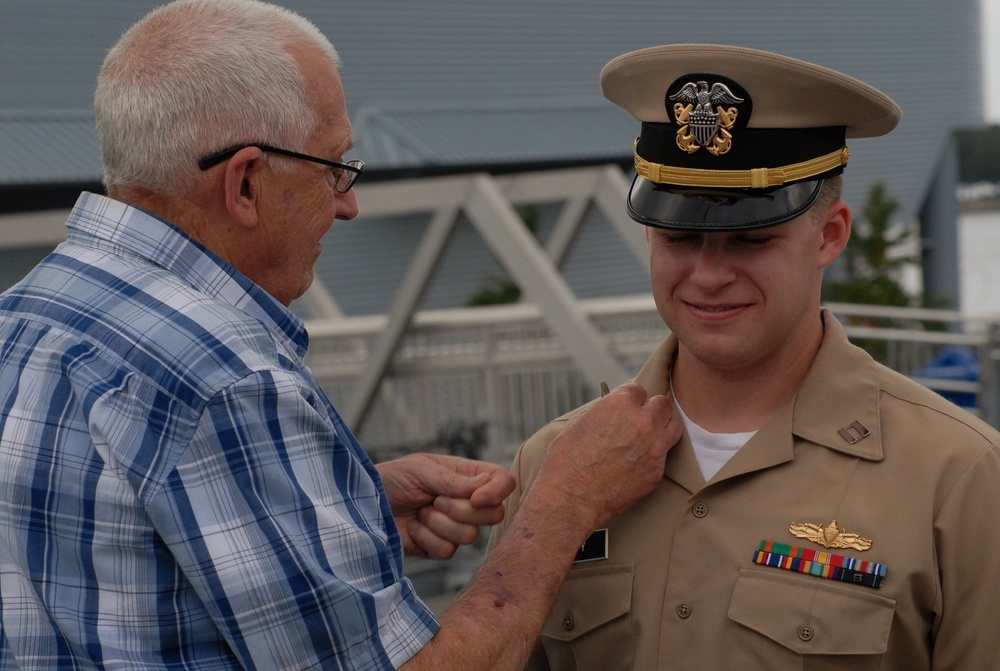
left=222, top=146, right=266, bottom=229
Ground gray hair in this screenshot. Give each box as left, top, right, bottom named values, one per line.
left=95, top=0, right=341, bottom=194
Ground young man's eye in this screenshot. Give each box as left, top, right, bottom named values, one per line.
left=663, top=234, right=699, bottom=245
left=738, top=236, right=773, bottom=246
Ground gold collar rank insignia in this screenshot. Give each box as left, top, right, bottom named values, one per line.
left=788, top=519, right=872, bottom=551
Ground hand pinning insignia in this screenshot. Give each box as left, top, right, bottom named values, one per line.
left=788, top=519, right=872, bottom=551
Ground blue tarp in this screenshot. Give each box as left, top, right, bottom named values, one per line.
left=913, top=346, right=979, bottom=408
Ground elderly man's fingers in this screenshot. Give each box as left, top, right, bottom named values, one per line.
left=433, top=496, right=506, bottom=527
left=405, top=519, right=457, bottom=560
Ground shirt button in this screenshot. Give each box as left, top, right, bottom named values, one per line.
left=562, top=613, right=575, bottom=631
left=676, top=603, right=692, bottom=619
left=692, top=502, right=708, bottom=518
left=798, top=624, right=814, bottom=642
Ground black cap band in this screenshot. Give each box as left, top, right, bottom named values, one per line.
left=637, top=123, right=847, bottom=178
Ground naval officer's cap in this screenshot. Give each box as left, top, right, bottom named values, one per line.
left=600, top=44, right=901, bottom=230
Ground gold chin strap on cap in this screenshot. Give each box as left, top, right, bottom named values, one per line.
left=634, top=141, right=850, bottom=189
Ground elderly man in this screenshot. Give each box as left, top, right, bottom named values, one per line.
left=489, top=44, right=1000, bottom=669
left=0, top=2, right=679, bottom=669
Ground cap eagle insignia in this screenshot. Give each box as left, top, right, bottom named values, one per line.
left=668, top=80, right=744, bottom=156
left=788, top=519, right=873, bottom=551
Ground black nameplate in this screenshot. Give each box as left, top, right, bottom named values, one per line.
left=574, top=528, right=608, bottom=563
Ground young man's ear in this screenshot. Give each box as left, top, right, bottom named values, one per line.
left=223, top=146, right=265, bottom=229
left=817, top=199, right=852, bottom=270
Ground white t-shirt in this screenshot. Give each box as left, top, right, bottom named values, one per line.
left=674, top=395, right=757, bottom=482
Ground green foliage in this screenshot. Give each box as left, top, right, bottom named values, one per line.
left=465, top=277, right=522, bottom=306
left=465, top=204, right=540, bottom=306
left=823, top=183, right=916, bottom=308
left=822, top=183, right=929, bottom=361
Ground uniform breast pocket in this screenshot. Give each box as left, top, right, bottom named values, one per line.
left=727, top=569, right=895, bottom=671
left=538, top=563, right=634, bottom=671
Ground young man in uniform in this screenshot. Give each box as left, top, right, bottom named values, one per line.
left=488, top=44, right=1000, bottom=669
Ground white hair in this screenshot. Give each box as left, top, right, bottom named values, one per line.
left=94, top=0, right=341, bottom=194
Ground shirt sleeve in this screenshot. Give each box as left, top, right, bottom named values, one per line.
left=931, top=440, right=1000, bottom=669
left=146, top=368, right=439, bottom=670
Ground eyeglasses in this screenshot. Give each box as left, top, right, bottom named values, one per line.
left=198, top=143, right=365, bottom=193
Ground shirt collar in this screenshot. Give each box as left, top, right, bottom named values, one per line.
left=792, top=309, right=883, bottom=460
left=635, top=309, right=884, bottom=463
left=65, top=192, right=309, bottom=358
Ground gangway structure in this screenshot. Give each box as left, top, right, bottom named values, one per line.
left=297, top=167, right=1000, bottom=463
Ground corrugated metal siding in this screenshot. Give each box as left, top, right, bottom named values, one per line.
left=0, top=0, right=985, bottom=315
left=0, top=1, right=983, bottom=210
left=0, top=112, right=99, bottom=184
left=0, top=2, right=150, bottom=110
left=354, top=103, right=624, bottom=167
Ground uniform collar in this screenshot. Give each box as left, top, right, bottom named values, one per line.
left=792, top=310, right=883, bottom=461
left=631, top=336, right=704, bottom=490
left=636, top=309, right=883, bottom=491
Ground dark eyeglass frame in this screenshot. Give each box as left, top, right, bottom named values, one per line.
left=198, top=143, right=364, bottom=193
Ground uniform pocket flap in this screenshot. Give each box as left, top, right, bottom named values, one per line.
left=541, top=563, right=633, bottom=642
left=728, top=569, right=895, bottom=655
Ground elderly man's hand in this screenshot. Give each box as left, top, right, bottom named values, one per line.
left=533, top=382, right=680, bottom=536
left=377, top=453, right=515, bottom=559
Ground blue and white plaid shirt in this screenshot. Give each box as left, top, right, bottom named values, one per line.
left=0, top=193, right=438, bottom=670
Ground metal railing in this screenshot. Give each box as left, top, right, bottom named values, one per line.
left=824, top=302, right=999, bottom=426
left=306, top=298, right=1000, bottom=604
left=305, top=298, right=1000, bottom=466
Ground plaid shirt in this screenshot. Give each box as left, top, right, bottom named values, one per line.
left=0, top=193, right=437, bottom=670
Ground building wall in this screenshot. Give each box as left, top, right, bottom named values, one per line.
left=0, top=1, right=985, bottom=315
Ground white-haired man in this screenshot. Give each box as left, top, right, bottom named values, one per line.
left=0, top=2, right=679, bottom=669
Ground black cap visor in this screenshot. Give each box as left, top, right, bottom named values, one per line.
left=626, top=175, right=823, bottom=231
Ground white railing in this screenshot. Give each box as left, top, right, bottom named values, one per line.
left=306, top=298, right=1000, bottom=467
left=824, top=302, right=999, bottom=423
left=305, top=294, right=663, bottom=465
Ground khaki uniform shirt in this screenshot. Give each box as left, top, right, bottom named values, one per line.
left=488, top=312, right=1000, bottom=670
